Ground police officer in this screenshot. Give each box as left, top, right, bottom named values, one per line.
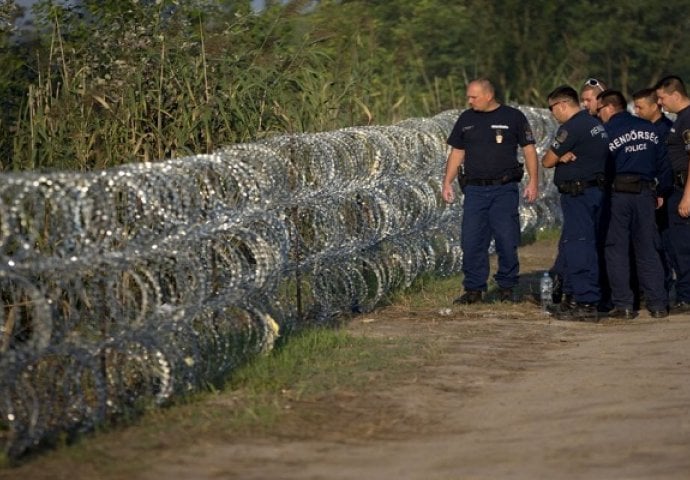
left=655, top=75, right=690, bottom=313
left=541, top=85, right=609, bottom=321
left=632, top=87, right=675, bottom=300
left=550, top=77, right=611, bottom=305
left=581, top=78, right=608, bottom=116
left=633, top=88, right=674, bottom=139
left=596, top=89, right=672, bottom=318
left=442, top=78, right=539, bottom=304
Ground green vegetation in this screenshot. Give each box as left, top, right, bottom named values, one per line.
left=1, top=0, right=689, bottom=172
left=224, top=326, right=435, bottom=430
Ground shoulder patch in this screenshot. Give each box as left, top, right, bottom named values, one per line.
left=525, top=129, right=535, bottom=143
left=683, top=129, right=690, bottom=144
left=556, top=129, right=568, bottom=143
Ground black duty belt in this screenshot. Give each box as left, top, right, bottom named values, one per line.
left=612, top=174, right=656, bottom=194
left=556, top=177, right=604, bottom=196
left=459, top=166, right=525, bottom=188
left=464, top=177, right=518, bottom=186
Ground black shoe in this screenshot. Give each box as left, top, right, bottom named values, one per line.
left=607, top=307, right=638, bottom=320
left=649, top=308, right=669, bottom=319
left=453, top=290, right=482, bottom=305
left=556, top=302, right=599, bottom=322
left=546, top=300, right=572, bottom=316
left=670, top=301, right=690, bottom=315
left=497, top=288, right=517, bottom=303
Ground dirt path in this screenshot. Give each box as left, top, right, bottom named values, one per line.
left=6, top=240, right=690, bottom=479
left=139, top=311, right=690, bottom=480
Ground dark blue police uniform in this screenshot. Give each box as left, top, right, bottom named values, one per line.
left=654, top=115, right=674, bottom=141
left=653, top=115, right=675, bottom=291
left=603, top=111, right=672, bottom=313
left=665, top=105, right=690, bottom=306
left=447, top=105, right=534, bottom=293
left=550, top=110, right=609, bottom=305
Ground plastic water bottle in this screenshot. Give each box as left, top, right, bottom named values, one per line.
left=540, top=272, right=553, bottom=310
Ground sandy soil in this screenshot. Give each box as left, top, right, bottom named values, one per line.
left=5, top=239, right=690, bottom=479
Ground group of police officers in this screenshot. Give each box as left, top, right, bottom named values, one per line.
left=441, top=75, right=690, bottom=321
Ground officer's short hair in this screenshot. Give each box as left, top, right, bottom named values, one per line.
left=632, top=88, right=658, bottom=103
left=547, top=85, right=578, bottom=105
left=654, top=75, right=687, bottom=97
left=597, top=89, right=627, bottom=112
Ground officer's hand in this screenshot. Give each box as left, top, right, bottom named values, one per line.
left=442, top=183, right=455, bottom=204
left=559, top=152, right=576, bottom=163
left=523, top=183, right=538, bottom=203
left=656, top=197, right=664, bottom=210
left=679, top=194, right=690, bottom=218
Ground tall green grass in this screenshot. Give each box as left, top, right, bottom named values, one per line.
left=3, top=3, right=461, bottom=172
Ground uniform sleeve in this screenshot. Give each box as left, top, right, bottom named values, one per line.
left=550, top=126, right=573, bottom=157
left=517, top=111, right=536, bottom=147
left=447, top=114, right=467, bottom=149
left=655, top=142, right=673, bottom=197
left=683, top=127, right=690, bottom=154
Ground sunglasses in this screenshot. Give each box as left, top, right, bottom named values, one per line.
left=584, top=78, right=605, bottom=91
left=548, top=100, right=567, bottom=112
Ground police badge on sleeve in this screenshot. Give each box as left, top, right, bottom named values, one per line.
left=683, top=129, right=690, bottom=151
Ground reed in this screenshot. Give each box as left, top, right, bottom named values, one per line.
left=3, top=3, right=461, bottom=172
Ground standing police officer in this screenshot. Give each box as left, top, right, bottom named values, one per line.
left=632, top=87, right=675, bottom=301
left=633, top=88, right=674, bottom=139
left=550, top=77, right=611, bottom=306
left=581, top=78, right=608, bottom=116
left=541, top=85, right=609, bottom=321
left=596, top=89, right=672, bottom=319
left=442, top=78, right=539, bottom=304
left=655, top=75, right=690, bottom=313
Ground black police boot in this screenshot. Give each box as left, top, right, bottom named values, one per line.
left=649, top=308, right=669, bottom=319
left=498, top=287, right=518, bottom=303
left=453, top=290, right=482, bottom=305
left=556, top=302, right=599, bottom=322
left=547, top=298, right=574, bottom=316
left=607, top=307, right=638, bottom=320
left=670, top=301, right=690, bottom=315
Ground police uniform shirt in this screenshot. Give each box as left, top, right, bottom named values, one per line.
left=666, top=105, right=690, bottom=173
left=654, top=115, right=674, bottom=143
left=447, top=105, right=535, bottom=179
left=550, top=110, right=608, bottom=184
left=604, top=111, right=669, bottom=182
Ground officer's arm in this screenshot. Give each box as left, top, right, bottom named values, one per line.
left=522, top=144, right=539, bottom=203
left=679, top=155, right=690, bottom=217
left=541, top=149, right=559, bottom=168
left=442, top=148, right=464, bottom=203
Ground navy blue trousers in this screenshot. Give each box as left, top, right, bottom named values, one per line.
left=605, top=190, right=667, bottom=310
left=461, top=183, right=520, bottom=291
left=559, top=187, right=604, bottom=304
left=667, top=188, right=690, bottom=302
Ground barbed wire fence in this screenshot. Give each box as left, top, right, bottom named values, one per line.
left=0, top=107, right=558, bottom=459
